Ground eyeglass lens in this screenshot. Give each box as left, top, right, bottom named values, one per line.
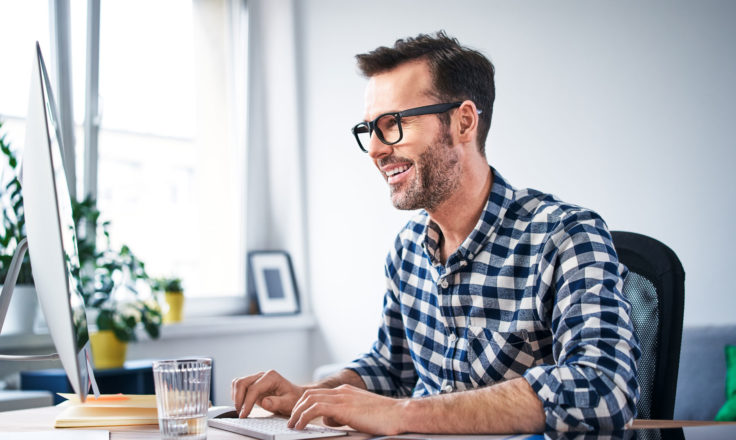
left=375, top=114, right=401, bottom=144
left=355, top=114, right=401, bottom=150
left=354, top=124, right=371, bottom=151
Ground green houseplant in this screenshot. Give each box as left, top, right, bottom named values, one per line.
left=153, top=277, right=184, bottom=324
left=73, top=196, right=162, bottom=368
left=0, top=120, right=37, bottom=334
left=0, top=120, right=33, bottom=285
left=161, top=277, right=183, bottom=293
left=72, top=196, right=162, bottom=343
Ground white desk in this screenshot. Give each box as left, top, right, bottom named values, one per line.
left=0, top=390, right=53, bottom=412
left=1, top=405, right=735, bottom=439
left=0, top=405, right=366, bottom=440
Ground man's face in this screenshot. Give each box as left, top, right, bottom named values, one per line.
left=363, top=61, right=461, bottom=212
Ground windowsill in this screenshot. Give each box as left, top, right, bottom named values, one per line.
left=171, top=295, right=251, bottom=318
left=0, top=313, right=316, bottom=351
left=156, top=314, right=317, bottom=340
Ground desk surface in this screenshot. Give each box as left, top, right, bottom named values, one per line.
left=0, top=405, right=735, bottom=440
left=0, top=405, right=367, bottom=440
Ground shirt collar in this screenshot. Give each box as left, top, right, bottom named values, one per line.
left=423, top=166, right=516, bottom=266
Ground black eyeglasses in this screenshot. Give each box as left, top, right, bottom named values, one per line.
left=351, top=101, right=464, bottom=153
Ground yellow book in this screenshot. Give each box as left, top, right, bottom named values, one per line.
left=54, top=393, right=159, bottom=428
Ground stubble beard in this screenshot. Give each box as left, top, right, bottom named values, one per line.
left=390, top=126, right=461, bottom=212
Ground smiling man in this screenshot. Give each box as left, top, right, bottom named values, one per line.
left=232, top=31, right=640, bottom=435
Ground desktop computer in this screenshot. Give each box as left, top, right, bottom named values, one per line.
left=0, top=42, right=98, bottom=402
left=0, top=42, right=349, bottom=440
left=0, top=42, right=347, bottom=440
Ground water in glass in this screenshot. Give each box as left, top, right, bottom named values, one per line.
left=154, top=358, right=212, bottom=440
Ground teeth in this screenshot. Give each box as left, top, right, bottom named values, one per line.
left=386, top=165, right=410, bottom=177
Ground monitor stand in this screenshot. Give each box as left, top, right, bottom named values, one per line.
left=0, top=238, right=100, bottom=398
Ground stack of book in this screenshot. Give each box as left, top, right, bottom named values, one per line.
left=54, top=393, right=158, bottom=428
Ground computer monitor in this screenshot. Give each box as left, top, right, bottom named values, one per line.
left=0, top=43, right=97, bottom=402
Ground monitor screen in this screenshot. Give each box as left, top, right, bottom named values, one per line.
left=22, top=43, right=92, bottom=401
left=39, top=46, right=89, bottom=354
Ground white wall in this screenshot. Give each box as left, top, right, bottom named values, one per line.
left=295, top=0, right=736, bottom=363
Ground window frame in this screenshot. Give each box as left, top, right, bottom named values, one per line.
left=50, top=0, right=254, bottom=315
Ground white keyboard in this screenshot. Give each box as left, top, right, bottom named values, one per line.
left=208, top=416, right=348, bottom=440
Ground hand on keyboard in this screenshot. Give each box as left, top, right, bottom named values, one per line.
left=231, top=369, right=406, bottom=435
left=289, top=384, right=406, bottom=435
left=232, top=370, right=307, bottom=418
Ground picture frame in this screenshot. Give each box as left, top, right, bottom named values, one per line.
left=247, top=251, right=299, bottom=315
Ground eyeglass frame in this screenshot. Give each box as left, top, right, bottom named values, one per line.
left=351, top=101, right=472, bottom=153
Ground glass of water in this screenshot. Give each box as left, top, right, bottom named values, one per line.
left=153, top=358, right=212, bottom=440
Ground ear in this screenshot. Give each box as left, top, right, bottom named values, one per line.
left=454, top=100, right=479, bottom=145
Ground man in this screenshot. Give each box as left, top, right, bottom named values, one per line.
left=232, top=31, right=640, bottom=434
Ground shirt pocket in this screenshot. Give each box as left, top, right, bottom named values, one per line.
left=467, top=327, right=536, bottom=386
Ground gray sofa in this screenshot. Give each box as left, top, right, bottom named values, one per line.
left=673, top=325, right=736, bottom=420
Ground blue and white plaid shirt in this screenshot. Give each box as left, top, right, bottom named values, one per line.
left=347, top=168, right=640, bottom=432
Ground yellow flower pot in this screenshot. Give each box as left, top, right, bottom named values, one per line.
left=163, top=291, right=184, bottom=324
left=90, top=330, right=127, bottom=369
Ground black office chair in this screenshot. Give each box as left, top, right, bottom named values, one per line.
left=611, top=231, right=685, bottom=422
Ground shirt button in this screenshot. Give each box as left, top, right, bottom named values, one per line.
left=444, top=384, right=453, bottom=393
left=448, top=333, right=457, bottom=342
left=440, top=279, right=449, bottom=289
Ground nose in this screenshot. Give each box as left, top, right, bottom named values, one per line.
left=367, top=135, right=393, bottom=160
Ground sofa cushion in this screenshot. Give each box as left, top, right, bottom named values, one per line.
left=674, top=325, right=736, bottom=420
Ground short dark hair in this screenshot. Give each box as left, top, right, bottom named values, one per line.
left=356, top=31, right=495, bottom=154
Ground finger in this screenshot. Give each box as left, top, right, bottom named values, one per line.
left=288, top=393, right=341, bottom=429
left=287, top=392, right=312, bottom=428
left=232, top=376, right=258, bottom=405
left=239, top=371, right=283, bottom=418
left=232, top=374, right=262, bottom=412
left=292, top=402, right=338, bottom=430
left=289, top=388, right=338, bottom=416
left=231, top=373, right=263, bottom=413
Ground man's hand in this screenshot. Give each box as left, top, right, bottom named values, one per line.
left=287, top=384, right=407, bottom=435
left=231, top=370, right=306, bottom=417
left=288, top=377, right=544, bottom=435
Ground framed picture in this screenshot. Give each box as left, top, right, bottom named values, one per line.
left=247, top=251, right=299, bottom=315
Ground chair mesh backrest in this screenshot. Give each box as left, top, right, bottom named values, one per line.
left=622, top=272, right=659, bottom=420
left=611, top=230, right=685, bottom=425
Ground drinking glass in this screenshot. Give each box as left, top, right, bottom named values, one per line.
left=153, top=358, right=212, bottom=440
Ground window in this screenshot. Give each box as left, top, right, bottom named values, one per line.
left=1, top=0, right=249, bottom=300
left=94, top=0, right=248, bottom=298
left=0, top=0, right=51, bottom=148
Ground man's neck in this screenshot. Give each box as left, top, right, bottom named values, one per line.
left=429, top=163, right=493, bottom=264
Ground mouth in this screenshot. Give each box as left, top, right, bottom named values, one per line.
left=382, top=163, right=413, bottom=185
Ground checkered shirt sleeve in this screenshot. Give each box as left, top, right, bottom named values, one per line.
left=346, top=169, right=640, bottom=432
